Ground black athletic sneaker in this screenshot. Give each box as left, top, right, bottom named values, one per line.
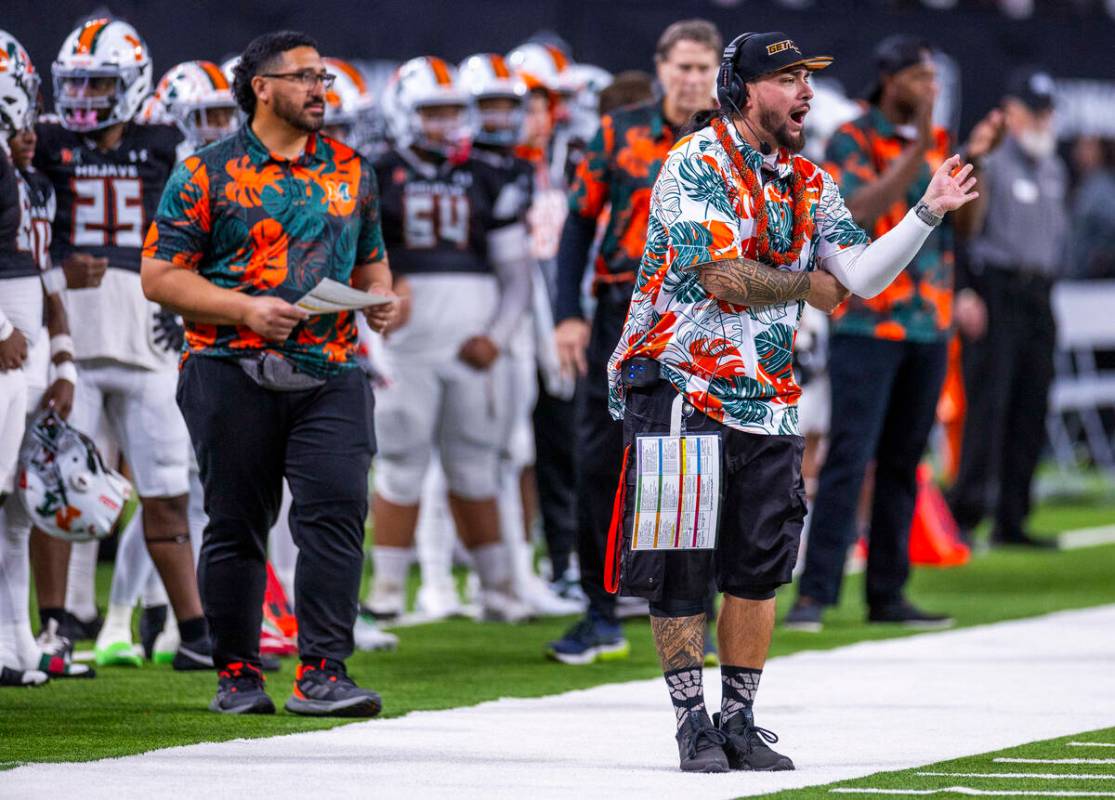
left=715, top=709, right=794, bottom=771
left=139, top=604, right=168, bottom=659
left=173, top=635, right=215, bottom=671
left=991, top=530, right=1059, bottom=549
left=867, top=599, right=954, bottom=629
left=284, top=659, right=382, bottom=718
left=57, top=609, right=103, bottom=643
left=782, top=598, right=824, bottom=633
left=209, top=662, right=275, bottom=714
left=675, top=712, right=730, bottom=773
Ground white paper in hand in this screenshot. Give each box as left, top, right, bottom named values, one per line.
left=295, top=278, right=393, bottom=314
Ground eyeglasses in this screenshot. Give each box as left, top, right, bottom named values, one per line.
left=260, top=70, right=337, bottom=89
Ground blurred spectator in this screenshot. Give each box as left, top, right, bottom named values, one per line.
left=948, top=67, right=1068, bottom=548
left=1068, top=135, right=1115, bottom=279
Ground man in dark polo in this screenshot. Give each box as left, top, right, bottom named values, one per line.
left=141, top=31, right=396, bottom=716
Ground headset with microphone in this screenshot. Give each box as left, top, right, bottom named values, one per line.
left=717, top=31, right=773, bottom=156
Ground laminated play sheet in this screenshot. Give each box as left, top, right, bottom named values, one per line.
left=631, top=433, right=721, bottom=551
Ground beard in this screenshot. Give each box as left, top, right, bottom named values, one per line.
left=273, top=92, right=324, bottom=133
left=758, top=106, right=806, bottom=153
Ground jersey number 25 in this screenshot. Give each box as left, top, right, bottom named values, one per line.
left=71, top=177, right=144, bottom=248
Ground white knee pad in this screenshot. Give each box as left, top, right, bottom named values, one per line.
left=373, top=449, right=431, bottom=506
left=441, top=440, right=500, bottom=501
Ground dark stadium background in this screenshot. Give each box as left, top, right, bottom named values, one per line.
left=6, top=0, right=1113, bottom=134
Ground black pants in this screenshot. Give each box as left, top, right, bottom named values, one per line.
left=949, top=268, right=1055, bottom=538
left=574, top=297, right=629, bottom=623
left=177, top=356, right=375, bottom=672
left=532, top=372, right=576, bottom=578
left=798, top=334, right=947, bottom=608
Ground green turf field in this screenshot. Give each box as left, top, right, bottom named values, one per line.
left=1, top=498, right=1114, bottom=772
left=752, top=728, right=1115, bottom=798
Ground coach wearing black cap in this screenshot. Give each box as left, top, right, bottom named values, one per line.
left=607, top=30, right=977, bottom=773
left=948, top=67, right=1067, bottom=549
left=784, top=35, right=1001, bottom=633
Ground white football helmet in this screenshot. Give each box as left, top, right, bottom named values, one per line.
left=52, top=18, right=153, bottom=132
left=18, top=410, right=132, bottom=543
left=154, top=60, right=239, bottom=147
left=566, top=63, right=612, bottom=144
left=506, top=43, right=581, bottom=98
left=0, top=29, right=41, bottom=135
left=382, top=56, right=470, bottom=157
left=322, top=56, right=374, bottom=141
left=458, top=53, right=527, bottom=147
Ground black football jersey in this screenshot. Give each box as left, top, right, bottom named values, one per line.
left=0, top=148, right=55, bottom=279
left=373, top=147, right=523, bottom=277
left=472, top=143, right=534, bottom=221
left=34, top=120, right=181, bottom=274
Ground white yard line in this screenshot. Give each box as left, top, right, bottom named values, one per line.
left=996, top=760, right=1115, bottom=765
left=917, top=774, right=1115, bottom=781
left=1058, top=525, right=1115, bottom=550
left=832, top=789, right=1115, bottom=797
left=2, top=605, right=1115, bottom=800
left=1068, top=743, right=1115, bottom=748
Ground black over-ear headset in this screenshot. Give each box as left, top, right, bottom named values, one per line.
left=716, top=32, right=758, bottom=114
left=717, top=32, right=773, bottom=155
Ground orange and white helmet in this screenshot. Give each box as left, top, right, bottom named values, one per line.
left=53, top=18, right=152, bottom=132
left=458, top=53, right=526, bottom=147
left=0, top=29, right=41, bottom=135
left=506, top=43, right=580, bottom=98
left=382, top=56, right=469, bottom=156
left=154, top=60, right=239, bottom=147
left=18, top=409, right=132, bottom=544
left=322, top=57, right=373, bottom=138
left=220, top=56, right=239, bottom=86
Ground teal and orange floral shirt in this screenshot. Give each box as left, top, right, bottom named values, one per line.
left=824, top=106, right=953, bottom=342
left=607, top=119, right=869, bottom=436
left=143, top=124, right=386, bottom=377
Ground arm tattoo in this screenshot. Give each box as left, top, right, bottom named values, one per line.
left=694, top=257, right=811, bottom=307
left=650, top=614, right=706, bottom=672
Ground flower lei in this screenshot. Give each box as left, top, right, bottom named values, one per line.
left=711, top=115, right=814, bottom=267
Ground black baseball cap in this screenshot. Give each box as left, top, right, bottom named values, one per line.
left=863, top=34, right=933, bottom=104
left=728, top=32, right=833, bottom=82
left=1005, top=66, right=1055, bottom=111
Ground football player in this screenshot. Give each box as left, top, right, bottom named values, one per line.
left=0, top=28, right=93, bottom=684
left=360, top=56, right=532, bottom=630
left=34, top=17, right=210, bottom=670
left=457, top=52, right=582, bottom=617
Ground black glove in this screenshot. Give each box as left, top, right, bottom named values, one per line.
left=152, top=308, right=185, bottom=353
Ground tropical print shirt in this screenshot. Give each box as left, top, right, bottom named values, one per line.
left=607, top=120, right=869, bottom=436
left=143, top=125, right=385, bottom=377
left=568, top=100, right=677, bottom=289
left=825, top=106, right=953, bottom=342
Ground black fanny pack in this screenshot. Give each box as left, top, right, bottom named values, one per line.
left=238, top=352, right=326, bottom=392
left=619, top=357, right=661, bottom=388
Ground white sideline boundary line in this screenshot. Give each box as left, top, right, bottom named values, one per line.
left=996, top=759, right=1115, bottom=765
left=1068, top=743, right=1115, bottom=748
left=3, top=605, right=1115, bottom=800
left=832, top=789, right=1115, bottom=797
left=1058, top=525, right=1115, bottom=550
left=918, top=774, right=1115, bottom=781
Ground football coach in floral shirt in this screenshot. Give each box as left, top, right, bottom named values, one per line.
left=606, top=31, right=979, bottom=773
left=141, top=31, right=396, bottom=717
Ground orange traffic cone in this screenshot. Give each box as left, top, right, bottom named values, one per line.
left=262, top=561, right=298, bottom=655
left=908, top=463, right=970, bottom=566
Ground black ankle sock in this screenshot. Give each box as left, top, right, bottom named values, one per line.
left=664, top=667, right=706, bottom=729
left=178, top=616, right=208, bottom=643
left=720, top=665, right=762, bottom=725
left=39, top=607, right=66, bottom=631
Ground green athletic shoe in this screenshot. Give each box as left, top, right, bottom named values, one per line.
left=94, top=641, right=143, bottom=668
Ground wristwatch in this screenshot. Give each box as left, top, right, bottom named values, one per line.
left=914, top=200, right=943, bottom=227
